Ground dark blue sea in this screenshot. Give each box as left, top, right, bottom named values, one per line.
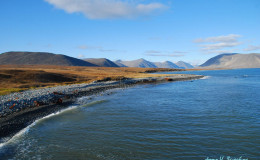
left=0, top=68, right=259, bottom=160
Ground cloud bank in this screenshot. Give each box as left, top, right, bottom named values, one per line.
left=45, top=0, right=167, bottom=19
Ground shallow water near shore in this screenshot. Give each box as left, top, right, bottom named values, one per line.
left=0, top=68, right=259, bottom=159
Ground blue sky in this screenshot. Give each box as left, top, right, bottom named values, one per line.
left=0, top=0, right=259, bottom=65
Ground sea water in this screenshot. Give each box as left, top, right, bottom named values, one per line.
left=0, top=68, right=259, bottom=160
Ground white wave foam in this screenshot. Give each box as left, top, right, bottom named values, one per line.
left=0, top=121, right=35, bottom=148
left=0, top=105, right=78, bottom=149
left=200, top=76, right=211, bottom=79
left=36, top=105, right=78, bottom=123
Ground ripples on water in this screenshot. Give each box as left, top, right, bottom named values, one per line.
left=0, top=69, right=259, bottom=160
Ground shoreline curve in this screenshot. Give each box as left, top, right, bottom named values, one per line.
left=0, top=74, right=204, bottom=143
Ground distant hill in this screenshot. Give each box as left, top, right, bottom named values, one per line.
left=200, top=53, right=260, bottom=68
left=153, top=61, right=180, bottom=69
left=114, top=60, right=127, bottom=67
left=114, top=59, right=188, bottom=69
left=118, top=58, right=157, bottom=68
left=176, top=61, right=194, bottom=69
left=200, top=53, right=237, bottom=67
left=84, top=58, right=119, bottom=67
left=0, top=52, right=97, bottom=66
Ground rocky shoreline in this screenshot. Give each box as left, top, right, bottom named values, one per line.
left=0, top=74, right=203, bottom=142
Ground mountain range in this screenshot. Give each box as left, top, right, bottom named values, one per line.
left=114, top=60, right=127, bottom=67
left=1, top=51, right=259, bottom=69
left=115, top=58, right=157, bottom=68
left=153, top=61, right=180, bottom=69
left=176, top=61, right=194, bottom=69
left=200, top=53, right=260, bottom=69
left=0, top=52, right=97, bottom=67
left=0, top=52, right=192, bottom=68
left=114, top=59, right=193, bottom=69
left=84, top=58, right=119, bottom=67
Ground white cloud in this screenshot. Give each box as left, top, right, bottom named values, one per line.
left=201, top=42, right=241, bottom=51
left=145, top=50, right=185, bottom=57
left=204, top=49, right=237, bottom=54
left=100, top=49, right=117, bottom=52
left=77, top=54, right=85, bottom=58
left=146, top=53, right=184, bottom=57
left=77, top=45, right=102, bottom=50
left=194, top=34, right=241, bottom=43
left=77, top=44, right=125, bottom=53
left=243, top=45, right=260, bottom=51
left=45, top=0, right=167, bottom=19
left=194, top=34, right=242, bottom=54
left=173, top=51, right=188, bottom=54
left=145, top=50, right=161, bottom=54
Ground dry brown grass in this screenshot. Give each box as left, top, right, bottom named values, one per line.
left=0, top=65, right=183, bottom=95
